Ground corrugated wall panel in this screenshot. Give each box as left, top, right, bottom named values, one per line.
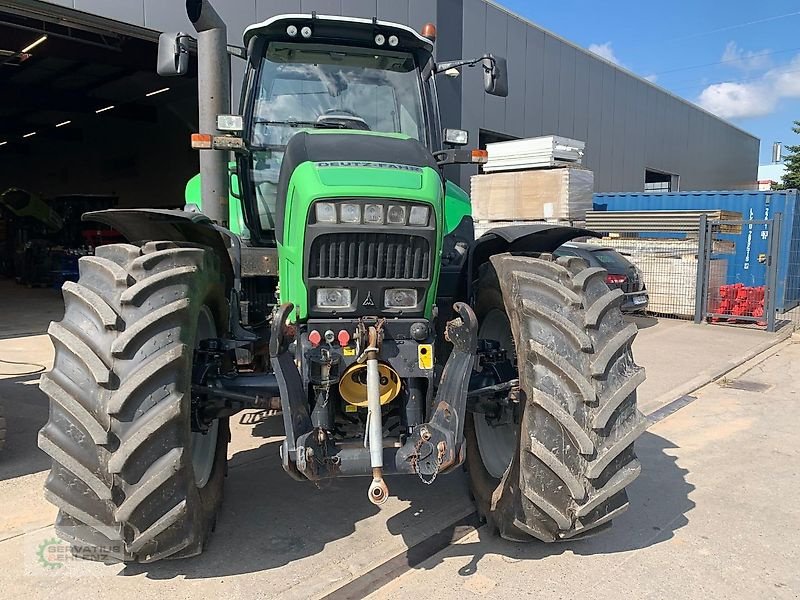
left=340, top=0, right=378, bottom=18
left=301, top=0, right=342, bottom=14
left=483, top=4, right=507, bottom=133
left=541, top=34, right=560, bottom=135
left=408, top=1, right=436, bottom=31
left=572, top=51, right=589, bottom=146
left=460, top=0, right=486, bottom=146
left=216, top=1, right=258, bottom=43
left=74, top=0, right=144, bottom=25
left=257, top=0, right=302, bottom=21
left=144, top=0, right=192, bottom=34
left=597, top=62, right=615, bottom=191
left=557, top=43, right=576, bottom=139
left=504, top=17, right=527, bottom=133
left=376, top=0, right=407, bottom=24
left=522, top=26, right=544, bottom=138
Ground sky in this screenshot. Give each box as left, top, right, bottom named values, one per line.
left=499, top=0, right=800, bottom=165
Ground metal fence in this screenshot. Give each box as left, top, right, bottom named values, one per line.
left=585, top=212, right=800, bottom=332
left=696, top=215, right=779, bottom=331
left=586, top=235, right=702, bottom=321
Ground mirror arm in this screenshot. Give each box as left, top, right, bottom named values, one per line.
left=434, top=55, right=495, bottom=75
left=227, top=45, right=247, bottom=60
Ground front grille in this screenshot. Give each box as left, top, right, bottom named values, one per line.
left=309, top=233, right=431, bottom=280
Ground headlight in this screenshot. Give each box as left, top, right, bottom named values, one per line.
left=315, top=202, right=337, bottom=223
left=364, top=204, right=384, bottom=224
left=340, top=203, right=361, bottom=223
left=316, top=288, right=352, bottom=308
left=408, top=205, right=429, bottom=226
left=385, top=288, right=418, bottom=308
left=387, top=205, right=407, bottom=225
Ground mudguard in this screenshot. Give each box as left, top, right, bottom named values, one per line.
left=83, top=208, right=235, bottom=290
left=467, top=224, right=599, bottom=295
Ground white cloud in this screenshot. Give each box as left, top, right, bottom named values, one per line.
left=697, top=53, right=800, bottom=119
left=697, top=82, right=775, bottom=119
left=721, top=41, right=772, bottom=71
left=644, top=74, right=659, bottom=83
left=588, top=42, right=624, bottom=66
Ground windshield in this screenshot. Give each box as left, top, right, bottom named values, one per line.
left=247, top=42, right=427, bottom=233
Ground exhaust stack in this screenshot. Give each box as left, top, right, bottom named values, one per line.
left=186, top=0, right=230, bottom=225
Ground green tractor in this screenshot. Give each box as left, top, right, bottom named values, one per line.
left=37, top=0, right=646, bottom=562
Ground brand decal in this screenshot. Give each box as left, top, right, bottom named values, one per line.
left=362, top=291, right=375, bottom=307
left=316, top=161, right=423, bottom=173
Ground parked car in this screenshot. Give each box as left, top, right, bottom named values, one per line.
left=553, top=241, right=649, bottom=313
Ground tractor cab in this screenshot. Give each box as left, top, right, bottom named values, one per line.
left=237, top=15, right=443, bottom=243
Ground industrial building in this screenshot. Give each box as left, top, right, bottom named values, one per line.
left=0, top=0, right=759, bottom=209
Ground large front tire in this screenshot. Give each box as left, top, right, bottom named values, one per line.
left=466, top=253, right=647, bottom=541
left=38, top=241, right=229, bottom=562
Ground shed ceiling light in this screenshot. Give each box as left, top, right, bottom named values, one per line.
left=145, top=87, right=170, bottom=97
left=21, top=35, right=48, bottom=54
left=22, top=131, right=37, bottom=138
left=0, top=141, right=7, bottom=147
left=56, top=120, right=71, bottom=128
left=95, top=105, right=115, bottom=114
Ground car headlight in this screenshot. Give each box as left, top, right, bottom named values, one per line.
left=408, top=205, right=429, bottom=226
left=386, top=205, right=407, bottom=225
left=340, top=203, right=361, bottom=223
left=364, top=204, right=384, bottom=224
left=316, top=288, right=352, bottom=308
left=315, top=202, right=337, bottom=223
left=385, top=288, right=418, bottom=308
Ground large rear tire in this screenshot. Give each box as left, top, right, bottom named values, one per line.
left=466, top=253, right=647, bottom=541
left=38, top=241, right=229, bottom=562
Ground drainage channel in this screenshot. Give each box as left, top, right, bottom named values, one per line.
left=321, top=512, right=482, bottom=600
left=647, top=394, right=699, bottom=426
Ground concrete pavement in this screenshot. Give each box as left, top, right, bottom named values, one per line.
left=0, top=288, right=794, bottom=598
left=366, top=340, right=800, bottom=600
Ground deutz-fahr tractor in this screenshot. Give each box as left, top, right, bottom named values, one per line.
left=37, top=0, right=646, bottom=562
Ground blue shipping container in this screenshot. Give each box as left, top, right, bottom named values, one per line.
left=592, top=190, right=800, bottom=312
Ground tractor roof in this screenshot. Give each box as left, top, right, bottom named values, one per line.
left=243, top=14, right=435, bottom=53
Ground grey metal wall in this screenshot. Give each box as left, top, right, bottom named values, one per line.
left=36, top=0, right=760, bottom=193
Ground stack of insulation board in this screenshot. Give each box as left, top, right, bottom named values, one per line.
left=471, top=166, right=594, bottom=238
left=585, top=210, right=743, bottom=234
left=587, top=238, right=727, bottom=318
left=483, top=136, right=584, bottom=172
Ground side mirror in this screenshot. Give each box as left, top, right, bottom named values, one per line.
left=483, top=55, right=508, bottom=97
left=444, top=128, right=469, bottom=146
left=157, top=32, right=190, bottom=77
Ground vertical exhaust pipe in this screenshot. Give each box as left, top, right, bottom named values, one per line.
left=186, top=0, right=230, bottom=225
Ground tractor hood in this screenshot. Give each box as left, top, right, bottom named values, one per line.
left=273, top=130, right=440, bottom=245
left=271, top=130, right=445, bottom=321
